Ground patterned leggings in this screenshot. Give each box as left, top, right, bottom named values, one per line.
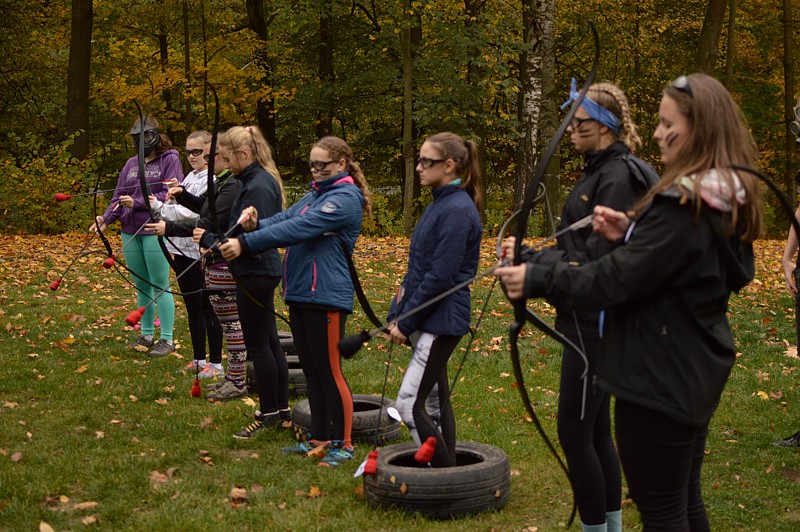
left=205, top=262, right=246, bottom=384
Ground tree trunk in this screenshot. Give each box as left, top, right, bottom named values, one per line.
left=182, top=0, right=192, bottom=142
left=401, top=0, right=415, bottom=236
left=695, top=0, right=727, bottom=73
left=317, top=0, right=334, bottom=137
left=785, top=0, right=797, bottom=205
left=159, top=30, right=173, bottom=139
left=724, top=0, right=735, bottom=89
left=247, top=0, right=276, bottom=148
left=465, top=0, right=486, bottom=223
left=66, top=0, right=92, bottom=160
left=513, top=0, right=543, bottom=212
left=538, top=0, right=558, bottom=235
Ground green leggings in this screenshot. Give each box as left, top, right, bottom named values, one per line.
left=121, top=233, right=175, bottom=340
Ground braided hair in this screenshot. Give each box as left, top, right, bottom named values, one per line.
left=587, top=83, right=642, bottom=153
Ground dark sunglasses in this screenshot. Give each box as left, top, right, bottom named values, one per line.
left=671, top=75, right=693, bottom=98
left=309, top=160, right=335, bottom=171
left=185, top=148, right=205, bottom=157
left=569, top=116, right=595, bottom=129
left=416, top=157, right=445, bottom=169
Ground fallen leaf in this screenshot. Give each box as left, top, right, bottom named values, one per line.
left=199, top=417, right=214, bottom=430
left=399, top=483, right=408, bottom=494
left=128, top=395, right=138, bottom=402
left=278, top=501, right=287, bottom=509
left=354, top=484, right=365, bottom=499
left=81, top=515, right=98, bottom=525
left=307, top=486, right=322, bottom=498
left=11, top=451, right=22, bottom=462
left=95, top=431, right=104, bottom=439
left=3, top=401, right=18, bottom=408
left=73, top=501, right=99, bottom=510
left=756, top=390, right=770, bottom=400
left=75, top=365, right=88, bottom=374
left=155, top=398, right=169, bottom=405
left=229, top=486, right=248, bottom=503
left=250, top=483, right=263, bottom=492
left=785, top=345, right=798, bottom=358
left=39, top=522, right=55, bottom=532
left=59, top=495, right=69, bottom=504
left=166, top=467, right=178, bottom=477
left=150, top=470, right=169, bottom=484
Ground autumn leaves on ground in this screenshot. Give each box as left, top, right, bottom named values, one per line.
left=0, top=234, right=798, bottom=530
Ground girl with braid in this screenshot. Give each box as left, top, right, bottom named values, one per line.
left=503, top=82, right=656, bottom=532
left=221, top=136, right=371, bottom=467
left=387, top=132, right=483, bottom=468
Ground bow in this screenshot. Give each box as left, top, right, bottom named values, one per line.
left=730, top=165, right=800, bottom=345
left=504, top=20, right=599, bottom=528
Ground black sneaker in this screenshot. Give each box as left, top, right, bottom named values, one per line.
left=773, top=430, right=800, bottom=447
left=233, top=411, right=280, bottom=440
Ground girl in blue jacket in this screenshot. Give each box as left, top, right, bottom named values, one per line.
left=220, top=136, right=372, bottom=467
left=387, top=132, right=483, bottom=468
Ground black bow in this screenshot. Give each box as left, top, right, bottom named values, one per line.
left=504, top=20, right=600, bottom=528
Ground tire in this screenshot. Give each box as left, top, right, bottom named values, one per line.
left=287, top=355, right=306, bottom=397
left=363, top=441, right=510, bottom=519
left=291, top=394, right=401, bottom=444
left=245, top=355, right=306, bottom=396
left=278, top=330, right=296, bottom=356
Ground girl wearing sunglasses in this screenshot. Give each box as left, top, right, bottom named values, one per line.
left=148, top=130, right=224, bottom=376
left=220, top=136, right=371, bottom=467
left=386, top=132, right=483, bottom=468
left=503, top=81, right=656, bottom=532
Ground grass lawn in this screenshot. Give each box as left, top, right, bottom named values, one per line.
left=0, top=233, right=798, bottom=530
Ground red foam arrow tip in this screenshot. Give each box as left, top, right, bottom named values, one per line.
left=364, top=450, right=378, bottom=475
left=125, top=307, right=145, bottom=326
left=190, top=378, right=201, bottom=397
left=102, top=255, right=116, bottom=269
left=414, top=437, right=437, bottom=464
left=54, top=193, right=72, bottom=202
left=49, top=278, right=62, bottom=291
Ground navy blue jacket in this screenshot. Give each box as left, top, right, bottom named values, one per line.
left=241, top=172, right=364, bottom=311
left=387, top=184, right=482, bottom=337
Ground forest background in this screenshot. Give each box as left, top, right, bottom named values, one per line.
left=0, top=0, right=797, bottom=236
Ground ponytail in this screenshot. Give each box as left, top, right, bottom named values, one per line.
left=425, top=132, right=483, bottom=210
left=220, top=125, right=286, bottom=208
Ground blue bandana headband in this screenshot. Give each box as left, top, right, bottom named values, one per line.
left=560, top=78, right=622, bottom=136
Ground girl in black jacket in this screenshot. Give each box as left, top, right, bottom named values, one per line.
left=496, top=73, right=763, bottom=531
left=505, top=82, right=655, bottom=532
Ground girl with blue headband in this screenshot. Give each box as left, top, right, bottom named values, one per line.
left=503, top=81, right=657, bottom=532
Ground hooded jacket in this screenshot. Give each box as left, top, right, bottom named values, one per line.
left=240, top=172, right=364, bottom=311
left=524, top=187, right=754, bottom=427
left=387, top=184, right=482, bottom=337
left=102, top=149, right=183, bottom=234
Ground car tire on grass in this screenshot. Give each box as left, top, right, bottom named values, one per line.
left=362, top=440, right=510, bottom=519
left=291, top=394, right=401, bottom=444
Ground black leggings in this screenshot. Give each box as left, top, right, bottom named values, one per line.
left=615, top=399, right=710, bottom=532
left=173, top=255, right=223, bottom=362
left=557, top=339, right=621, bottom=525
left=289, top=306, right=353, bottom=445
left=236, top=275, right=288, bottom=413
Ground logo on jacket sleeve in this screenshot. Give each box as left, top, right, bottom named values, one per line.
left=321, top=202, right=338, bottom=214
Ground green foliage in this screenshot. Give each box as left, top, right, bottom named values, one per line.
left=0, top=132, right=117, bottom=234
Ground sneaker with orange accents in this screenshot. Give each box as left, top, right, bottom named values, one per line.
left=198, top=363, right=223, bottom=379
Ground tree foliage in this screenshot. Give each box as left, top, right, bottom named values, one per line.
left=0, top=0, right=796, bottom=235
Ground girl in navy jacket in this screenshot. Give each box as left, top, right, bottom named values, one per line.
left=221, top=136, right=372, bottom=467
left=387, top=132, right=483, bottom=467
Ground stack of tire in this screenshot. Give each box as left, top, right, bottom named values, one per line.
left=246, top=331, right=307, bottom=397
left=291, top=394, right=401, bottom=444
left=362, top=441, right=511, bottom=519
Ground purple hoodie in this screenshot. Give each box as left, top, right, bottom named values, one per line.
left=102, top=149, right=183, bottom=234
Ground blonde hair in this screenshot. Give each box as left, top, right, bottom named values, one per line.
left=219, top=125, right=286, bottom=208
left=187, top=130, right=212, bottom=144
left=313, top=136, right=373, bottom=216
left=424, top=132, right=483, bottom=210
left=587, top=83, right=642, bottom=152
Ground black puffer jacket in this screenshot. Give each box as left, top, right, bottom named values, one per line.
left=525, top=192, right=754, bottom=426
